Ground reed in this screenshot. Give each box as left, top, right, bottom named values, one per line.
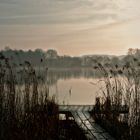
left=93, top=56, right=140, bottom=139
left=0, top=53, right=58, bottom=140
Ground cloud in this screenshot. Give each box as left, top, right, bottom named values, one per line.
left=0, top=0, right=119, bottom=25
left=0, top=0, right=140, bottom=55
left=0, top=0, right=17, bottom=5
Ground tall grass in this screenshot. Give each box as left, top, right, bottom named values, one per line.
left=93, top=57, right=140, bottom=139
left=0, top=54, right=58, bottom=140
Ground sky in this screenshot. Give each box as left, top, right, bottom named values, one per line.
left=0, top=0, right=140, bottom=56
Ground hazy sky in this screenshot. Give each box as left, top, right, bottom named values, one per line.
left=0, top=0, right=140, bottom=56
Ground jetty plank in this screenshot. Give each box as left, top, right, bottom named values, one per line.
left=59, top=105, right=118, bottom=140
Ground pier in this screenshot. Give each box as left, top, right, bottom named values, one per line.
left=59, top=105, right=129, bottom=140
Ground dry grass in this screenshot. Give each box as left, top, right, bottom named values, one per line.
left=93, top=57, right=140, bottom=139
left=0, top=54, right=59, bottom=140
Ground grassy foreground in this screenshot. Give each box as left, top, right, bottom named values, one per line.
left=0, top=54, right=59, bottom=140
left=93, top=56, right=140, bottom=140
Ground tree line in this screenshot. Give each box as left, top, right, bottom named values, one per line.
left=0, top=47, right=139, bottom=68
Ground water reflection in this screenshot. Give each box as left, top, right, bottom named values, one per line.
left=47, top=68, right=102, bottom=105
left=46, top=68, right=101, bottom=86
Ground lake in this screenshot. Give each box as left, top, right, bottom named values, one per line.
left=47, top=68, right=103, bottom=105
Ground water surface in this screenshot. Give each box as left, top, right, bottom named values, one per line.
left=48, top=69, right=102, bottom=105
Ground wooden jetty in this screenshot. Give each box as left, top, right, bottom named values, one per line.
left=59, top=105, right=129, bottom=140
